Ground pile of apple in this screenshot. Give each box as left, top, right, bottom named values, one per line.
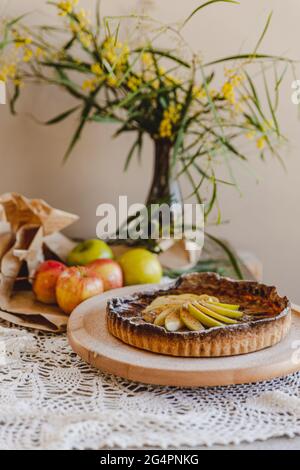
left=33, top=239, right=162, bottom=315
left=33, top=240, right=123, bottom=315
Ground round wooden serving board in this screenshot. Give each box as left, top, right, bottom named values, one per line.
left=67, top=285, right=300, bottom=387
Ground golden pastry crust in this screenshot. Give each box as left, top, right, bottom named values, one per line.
left=106, top=273, right=291, bottom=357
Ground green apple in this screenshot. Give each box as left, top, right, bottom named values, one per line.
left=67, top=239, right=113, bottom=266
left=118, top=248, right=162, bottom=285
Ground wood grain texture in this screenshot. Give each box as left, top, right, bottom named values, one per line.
left=67, top=285, right=300, bottom=387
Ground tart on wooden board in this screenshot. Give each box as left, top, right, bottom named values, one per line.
left=106, top=273, right=291, bottom=357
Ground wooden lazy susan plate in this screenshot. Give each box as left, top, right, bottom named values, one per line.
left=67, top=284, right=300, bottom=387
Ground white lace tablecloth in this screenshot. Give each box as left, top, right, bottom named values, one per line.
left=0, top=323, right=300, bottom=450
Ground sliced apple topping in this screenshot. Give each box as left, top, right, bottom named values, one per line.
left=188, top=303, right=224, bottom=328
left=199, top=301, right=243, bottom=319
left=192, top=302, right=238, bottom=325
left=180, top=306, right=204, bottom=331
left=142, top=295, right=191, bottom=313
left=208, top=300, right=240, bottom=310
left=154, top=306, right=177, bottom=326
left=142, top=293, right=244, bottom=331
left=165, top=309, right=184, bottom=332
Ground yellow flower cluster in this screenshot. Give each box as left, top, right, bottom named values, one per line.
left=77, top=8, right=90, bottom=28
left=245, top=131, right=266, bottom=149
left=14, top=35, right=32, bottom=48
left=127, top=75, right=142, bottom=91
left=165, top=74, right=182, bottom=87
left=245, top=119, right=273, bottom=150
left=245, top=131, right=255, bottom=140
left=225, top=67, right=245, bottom=86
left=57, top=0, right=78, bottom=16
left=222, top=81, right=235, bottom=104
left=91, top=63, right=103, bottom=76
left=140, top=53, right=182, bottom=91
left=256, top=136, right=266, bottom=150
left=82, top=62, right=104, bottom=91
left=68, top=7, right=90, bottom=36
left=95, top=37, right=130, bottom=88
left=0, top=29, right=39, bottom=86
left=192, top=85, right=206, bottom=100
left=82, top=78, right=97, bottom=92
left=141, top=52, right=153, bottom=67
left=159, top=104, right=182, bottom=139
left=102, top=37, right=130, bottom=70
left=0, top=63, right=17, bottom=82
left=23, top=48, right=33, bottom=62
left=107, top=76, right=118, bottom=87
left=222, top=68, right=245, bottom=105
left=12, top=33, right=34, bottom=63
left=79, top=31, right=92, bottom=48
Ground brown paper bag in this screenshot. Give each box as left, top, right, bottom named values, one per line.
left=0, top=193, right=79, bottom=332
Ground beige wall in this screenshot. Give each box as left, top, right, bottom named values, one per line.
left=1, top=0, right=300, bottom=301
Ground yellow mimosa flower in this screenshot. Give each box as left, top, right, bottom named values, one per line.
left=14, top=36, right=32, bottom=48
left=105, top=51, right=117, bottom=64
left=159, top=103, right=182, bottom=138
left=192, top=85, right=206, bottom=100
left=0, top=67, right=7, bottom=82
left=209, top=88, right=218, bottom=98
left=70, top=22, right=80, bottom=34
left=224, top=67, right=235, bottom=78
left=107, top=75, right=118, bottom=87
left=77, top=8, right=90, bottom=29
left=256, top=136, right=266, bottom=150
left=231, top=73, right=244, bottom=87
left=222, top=81, right=235, bottom=104
left=58, top=0, right=78, bottom=16
left=127, top=75, right=142, bottom=91
left=123, top=45, right=130, bottom=55
left=245, top=131, right=255, bottom=140
left=141, top=52, right=152, bottom=66
left=8, top=64, right=17, bottom=78
left=0, top=63, right=18, bottom=82
left=82, top=78, right=97, bottom=91
left=102, top=37, right=129, bottom=73
left=165, top=75, right=182, bottom=87
left=166, top=104, right=181, bottom=124
left=91, top=63, right=103, bottom=76
left=23, top=48, right=33, bottom=62
left=79, top=32, right=92, bottom=48
left=224, top=67, right=245, bottom=86
left=159, top=118, right=172, bottom=138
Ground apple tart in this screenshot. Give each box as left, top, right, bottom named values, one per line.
left=106, top=273, right=291, bottom=357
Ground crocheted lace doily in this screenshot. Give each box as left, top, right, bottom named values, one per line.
left=0, top=323, right=300, bottom=450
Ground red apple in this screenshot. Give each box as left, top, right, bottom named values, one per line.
left=33, top=260, right=66, bottom=304
left=87, top=259, right=123, bottom=291
left=56, top=266, right=104, bottom=314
